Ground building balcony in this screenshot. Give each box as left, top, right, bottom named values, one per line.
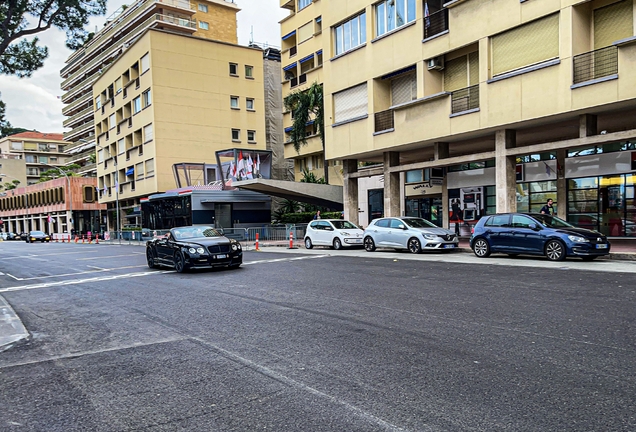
left=280, top=0, right=294, bottom=10
left=64, top=121, right=94, bottom=142
left=62, top=92, right=92, bottom=116
left=573, top=46, right=618, bottom=85
left=63, top=106, right=93, bottom=129
left=284, top=134, right=322, bottom=159
left=78, top=163, right=97, bottom=176
left=61, top=68, right=102, bottom=101
left=450, top=85, right=479, bottom=115
left=63, top=135, right=95, bottom=155
left=423, top=8, right=449, bottom=40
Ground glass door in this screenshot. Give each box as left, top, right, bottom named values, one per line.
left=599, top=176, right=625, bottom=236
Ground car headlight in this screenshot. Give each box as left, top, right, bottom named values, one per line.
left=231, top=243, right=238, bottom=251
left=188, top=247, right=197, bottom=254
left=340, top=231, right=350, bottom=236
left=568, top=235, right=589, bottom=243
left=423, top=234, right=437, bottom=240
left=196, top=247, right=205, bottom=254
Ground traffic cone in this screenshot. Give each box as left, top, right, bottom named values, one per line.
left=74, top=235, right=79, bottom=243
left=95, top=236, right=99, bottom=244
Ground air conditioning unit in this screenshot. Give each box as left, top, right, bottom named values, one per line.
left=427, top=56, right=445, bottom=71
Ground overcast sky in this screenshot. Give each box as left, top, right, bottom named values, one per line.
left=0, top=0, right=287, bottom=133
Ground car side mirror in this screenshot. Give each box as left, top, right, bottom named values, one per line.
left=217, top=228, right=224, bottom=235
left=398, top=224, right=406, bottom=230
left=528, top=223, right=539, bottom=231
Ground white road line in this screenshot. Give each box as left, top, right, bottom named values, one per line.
left=243, top=255, right=330, bottom=265
left=76, top=254, right=141, bottom=261
left=0, top=270, right=173, bottom=293
left=4, top=265, right=148, bottom=281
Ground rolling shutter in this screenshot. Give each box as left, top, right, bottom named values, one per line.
left=491, top=13, right=559, bottom=76
left=334, top=83, right=368, bottom=123
left=444, top=56, right=468, bottom=92
left=297, top=21, right=313, bottom=43
left=391, top=72, right=417, bottom=105
left=469, top=51, right=479, bottom=86
left=594, top=1, right=633, bottom=49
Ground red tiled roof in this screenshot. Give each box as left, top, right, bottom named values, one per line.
left=8, top=131, right=66, bottom=141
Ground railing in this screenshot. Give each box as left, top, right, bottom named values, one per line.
left=157, top=13, right=196, bottom=29
left=374, top=109, right=394, bottom=133
left=290, top=77, right=298, bottom=87
left=63, top=121, right=94, bottom=140
left=62, top=93, right=93, bottom=116
left=573, top=45, right=618, bottom=85
left=63, top=135, right=95, bottom=154
left=290, top=46, right=297, bottom=57
left=451, top=85, right=479, bottom=114
left=63, top=106, right=93, bottom=128
left=423, top=8, right=449, bottom=40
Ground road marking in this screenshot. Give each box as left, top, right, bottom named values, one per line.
left=76, top=254, right=142, bottom=260
left=243, top=255, right=330, bottom=265
left=3, top=265, right=148, bottom=281
left=0, top=270, right=173, bottom=293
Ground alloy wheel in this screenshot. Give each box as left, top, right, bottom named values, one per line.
left=146, top=248, right=156, bottom=269
left=545, top=240, right=565, bottom=261
left=364, top=236, right=376, bottom=252
left=175, top=253, right=186, bottom=273
left=305, top=237, right=313, bottom=249
left=408, top=238, right=421, bottom=254
left=333, top=238, right=342, bottom=250
left=473, top=239, right=490, bottom=258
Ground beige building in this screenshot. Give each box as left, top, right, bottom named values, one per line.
left=60, top=0, right=241, bottom=177
left=0, top=132, right=69, bottom=185
left=282, top=0, right=636, bottom=237
left=0, top=155, right=27, bottom=190
left=93, top=28, right=266, bottom=229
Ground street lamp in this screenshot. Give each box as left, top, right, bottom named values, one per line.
left=0, top=172, right=28, bottom=232
left=95, top=143, right=120, bottom=243
left=40, top=163, right=73, bottom=235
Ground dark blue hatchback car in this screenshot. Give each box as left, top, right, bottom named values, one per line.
left=470, top=213, right=611, bottom=261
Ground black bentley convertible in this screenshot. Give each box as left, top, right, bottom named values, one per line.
left=146, top=226, right=242, bottom=273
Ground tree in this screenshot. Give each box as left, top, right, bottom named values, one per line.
left=0, top=179, right=20, bottom=190
left=283, top=82, right=328, bottom=183
left=300, top=169, right=325, bottom=184
left=0, top=0, right=107, bottom=78
left=37, top=163, right=81, bottom=182
left=0, top=94, right=11, bottom=137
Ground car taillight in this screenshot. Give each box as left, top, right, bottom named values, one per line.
left=470, top=227, right=475, bottom=234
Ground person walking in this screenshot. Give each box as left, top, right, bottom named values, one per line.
left=313, top=210, right=321, bottom=220
left=540, top=199, right=555, bottom=215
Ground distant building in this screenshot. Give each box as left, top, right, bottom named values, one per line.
left=0, top=132, right=69, bottom=185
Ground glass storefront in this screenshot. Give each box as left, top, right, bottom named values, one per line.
left=517, top=181, right=558, bottom=214
left=368, top=189, right=384, bottom=222
left=568, top=174, right=636, bottom=237
left=405, top=197, right=443, bottom=227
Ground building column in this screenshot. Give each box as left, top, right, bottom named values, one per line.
left=435, top=142, right=450, bottom=228
left=556, top=149, right=567, bottom=219
left=383, top=151, right=400, bottom=217
left=579, top=114, right=597, bottom=138
left=495, top=129, right=517, bottom=213
left=342, top=159, right=359, bottom=226
left=434, top=142, right=450, bottom=160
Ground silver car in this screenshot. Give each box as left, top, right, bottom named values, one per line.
left=363, top=217, right=459, bottom=253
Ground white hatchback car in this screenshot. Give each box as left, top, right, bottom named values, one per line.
left=304, top=219, right=364, bottom=250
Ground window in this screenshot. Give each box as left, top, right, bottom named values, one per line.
left=230, top=96, right=239, bottom=108
left=25, top=155, right=35, bottom=163
left=444, top=52, right=479, bottom=92
left=485, top=215, right=509, bottom=227
left=142, top=89, right=151, bottom=107
left=334, top=12, right=366, bottom=55
left=391, top=71, right=417, bottom=105
left=98, top=149, right=104, bottom=163
left=594, top=1, right=633, bottom=49
left=50, top=157, right=57, bottom=162
left=118, top=138, right=125, bottom=155
left=298, top=21, right=313, bottom=42
left=333, top=82, right=368, bottom=123
left=109, top=113, right=116, bottom=129
left=145, top=159, right=155, bottom=176
left=199, top=21, right=209, bottom=30
left=245, top=65, right=253, bottom=78
left=246, top=98, right=255, bottom=110
left=315, top=16, right=322, bottom=33
left=115, top=77, right=122, bottom=94
left=95, top=97, right=101, bottom=110
left=39, top=156, right=48, bottom=164
left=375, top=0, right=415, bottom=37
left=406, top=170, right=423, bottom=184
left=511, top=215, right=536, bottom=229
left=491, top=14, right=559, bottom=76
left=298, top=0, right=311, bottom=11
left=247, top=130, right=256, bottom=142
left=136, top=162, right=144, bottom=179
left=143, top=124, right=153, bottom=142
left=10, top=141, right=22, bottom=150
left=232, top=129, right=240, bottom=141
left=140, top=53, right=150, bottom=73
left=229, top=63, right=238, bottom=76
left=133, top=96, right=141, bottom=114
left=198, top=3, right=208, bottom=12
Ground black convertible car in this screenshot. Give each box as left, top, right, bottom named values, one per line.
left=145, top=226, right=242, bottom=273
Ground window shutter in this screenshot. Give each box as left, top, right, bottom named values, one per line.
left=594, top=1, right=633, bottom=49
left=444, top=56, right=468, bottom=92
left=334, top=83, right=368, bottom=123
left=491, top=13, right=559, bottom=76
left=469, top=51, right=479, bottom=86
left=391, top=72, right=417, bottom=105
left=298, top=22, right=313, bottom=42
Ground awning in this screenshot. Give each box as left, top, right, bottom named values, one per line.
left=316, top=49, right=322, bottom=56
left=282, top=30, right=296, bottom=40
left=232, top=178, right=343, bottom=209
left=125, top=167, right=134, bottom=176
left=381, top=64, right=417, bottom=80
left=283, top=63, right=297, bottom=71
left=299, top=54, right=314, bottom=63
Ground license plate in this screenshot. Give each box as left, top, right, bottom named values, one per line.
left=351, top=239, right=362, bottom=244
left=596, top=244, right=608, bottom=249
left=215, top=254, right=228, bottom=259
left=443, top=244, right=455, bottom=249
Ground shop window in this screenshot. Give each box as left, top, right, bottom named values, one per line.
left=406, top=170, right=422, bottom=183
left=517, top=181, right=557, bottom=213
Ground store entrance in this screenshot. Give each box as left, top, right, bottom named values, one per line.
left=405, top=197, right=443, bottom=227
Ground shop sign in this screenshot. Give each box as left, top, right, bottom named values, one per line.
left=405, top=182, right=442, bottom=196
left=430, top=178, right=443, bottom=186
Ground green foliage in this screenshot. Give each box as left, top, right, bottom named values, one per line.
left=300, top=169, right=326, bottom=184
left=283, top=82, right=325, bottom=149
left=0, top=95, right=11, bottom=137
left=0, top=179, right=20, bottom=190
left=88, top=152, right=96, bottom=163
left=278, top=212, right=342, bottom=224
left=37, top=164, right=81, bottom=182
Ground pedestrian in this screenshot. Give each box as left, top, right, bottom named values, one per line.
left=313, top=210, right=321, bottom=220
left=540, top=199, right=555, bottom=215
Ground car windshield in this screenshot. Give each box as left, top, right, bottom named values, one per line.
left=530, top=214, right=574, bottom=228
left=172, top=226, right=221, bottom=240
left=331, top=220, right=359, bottom=229
left=402, top=218, right=437, bottom=228
left=30, top=231, right=46, bottom=235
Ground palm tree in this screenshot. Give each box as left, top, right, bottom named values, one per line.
left=283, top=82, right=328, bottom=183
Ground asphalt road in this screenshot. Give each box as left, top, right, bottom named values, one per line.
left=0, top=241, right=635, bottom=431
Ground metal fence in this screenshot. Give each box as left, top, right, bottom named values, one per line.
left=424, top=8, right=449, bottom=40
left=451, top=85, right=479, bottom=114
left=573, top=46, right=618, bottom=85
left=374, top=109, right=394, bottom=133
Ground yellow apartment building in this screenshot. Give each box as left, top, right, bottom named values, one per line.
left=0, top=132, right=69, bottom=185
left=286, top=0, right=636, bottom=237
left=93, top=28, right=266, bottom=230
left=60, top=0, right=241, bottom=177
left=280, top=0, right=341, bottom=183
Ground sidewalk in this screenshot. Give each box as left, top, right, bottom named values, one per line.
left=0, top=296, right=29, bottom=352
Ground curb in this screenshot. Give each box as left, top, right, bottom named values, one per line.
left=0, top=296, right=30, bottom=352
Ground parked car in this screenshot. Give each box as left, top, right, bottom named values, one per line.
left=145, top=225, right=242, bottom=273
left=304, top=219, right=364, bottom=250
left=470, top=213, right=610, bottom=261
left=25, top=230, right=51, bottom=243
left=363, top=217, right=459, bottom=253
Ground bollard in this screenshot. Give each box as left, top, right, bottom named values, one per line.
left=288, top=232, right=293, bottom=249
left=82, top=235, right=85, bottom=244
left=74, top=235, right=79, bottom=243
left=88, top=235, right=92, bottom=244
left=95, top=235, right=99, bottom=244
left=255, top=233, right=260, bottom=251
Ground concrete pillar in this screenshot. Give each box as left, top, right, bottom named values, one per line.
left=434, top=142, right=450, bottom=160
left=342, top=159, right=359, bottom=226
left=383, top=151, right=400, bottom=217
left=556, top=149, right=567, bottom=219
left=442, top=175, right=449, bottom=229
left=495, top=129, right=517, bottom=213
left=579, top=114, right=597, bottom=138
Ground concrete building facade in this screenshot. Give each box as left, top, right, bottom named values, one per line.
left=283, top=0, right=636, bottom=237
left=0, top=132, right=69, bottom=185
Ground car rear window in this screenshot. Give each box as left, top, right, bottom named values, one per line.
left=484, top=215, right=509, bottom=227
left=375, top=219, right=390, bottom=228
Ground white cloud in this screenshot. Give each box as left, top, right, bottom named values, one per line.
left=0, top=0, right=286, bottom=134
